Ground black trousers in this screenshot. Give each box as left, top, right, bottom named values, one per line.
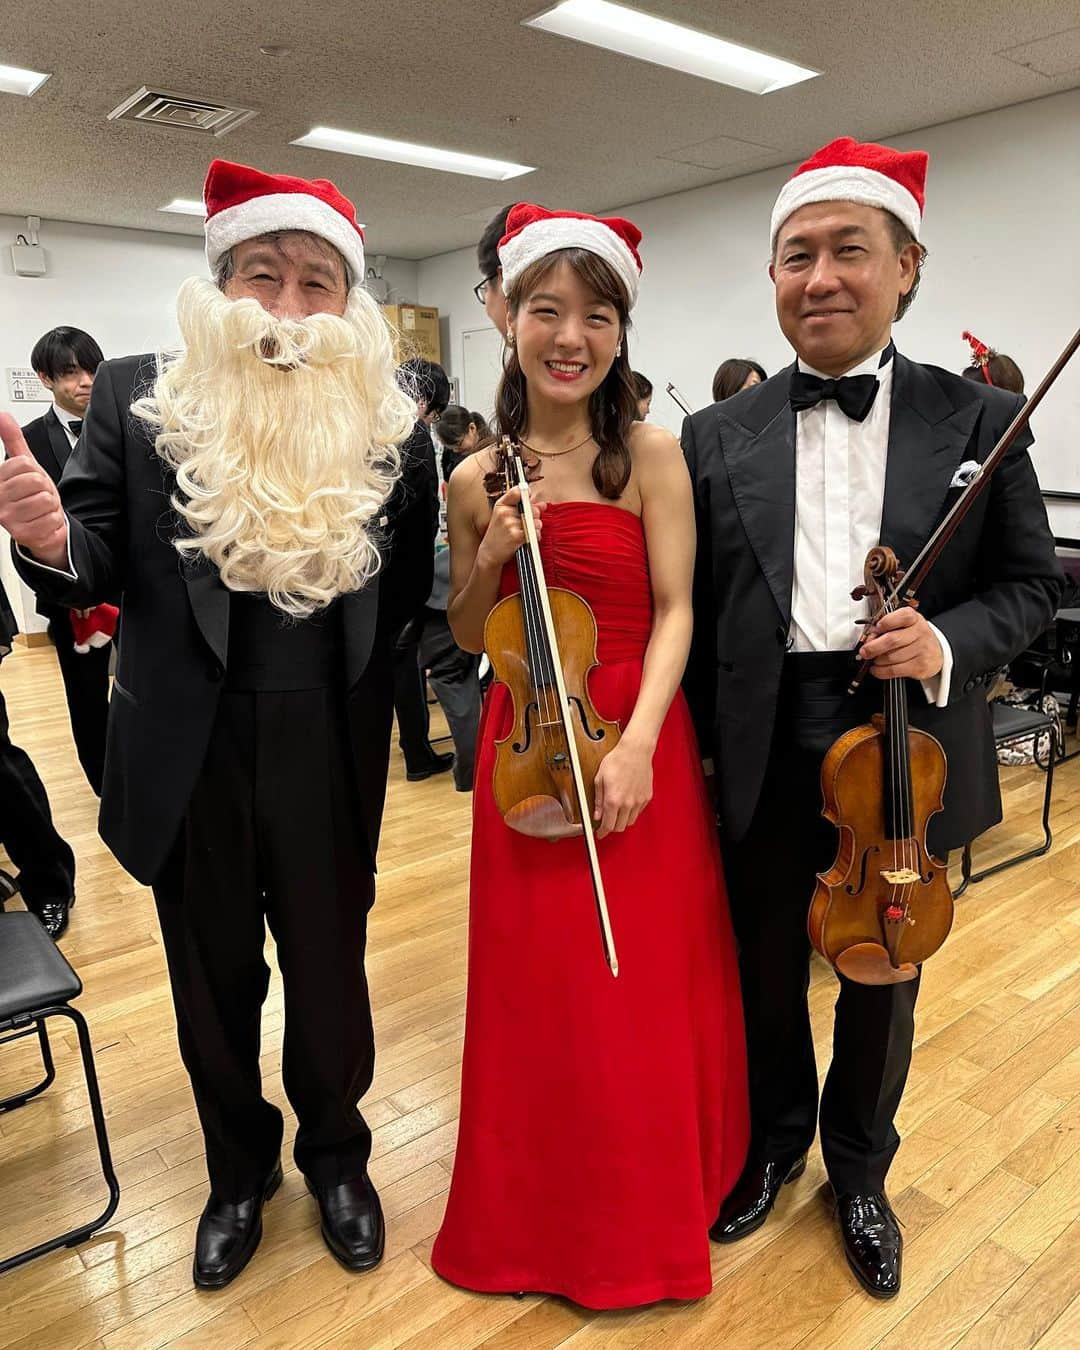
left=152, top=689, right=376, bottom=1201
left=722, top=654, right=921, bottom=1196
left=48, top=609, right=111, bottom=797
left=392, top=617, right=434, bottom=773
left=0, top=689, right=75, bottom=909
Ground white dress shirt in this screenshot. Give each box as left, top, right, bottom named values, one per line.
left=789, top=344, right=952, bottom=707
left=52, top=402, right=82, bottom=447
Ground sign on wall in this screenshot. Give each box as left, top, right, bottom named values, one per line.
left=7, top=368, right=51, bottom=403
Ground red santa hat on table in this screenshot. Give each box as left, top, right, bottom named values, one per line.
left=203, top=159, right=366, bottom=286
left=770, top=137, right=928, bottom=251
left=498, top=204, right=643, bottom=308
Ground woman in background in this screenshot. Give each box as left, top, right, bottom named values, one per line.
left=711, top=357, right=767, bottom=402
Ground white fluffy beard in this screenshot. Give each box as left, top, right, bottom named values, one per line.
left=132, top=277, right=415, bottom=618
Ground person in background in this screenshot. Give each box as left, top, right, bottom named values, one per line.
left=961, top=331, right=1024, bottom=394
left=711, top=358, right=768, bottom=403
left=473, top=207, right=515, bottom=338
left=22, top=326, right=115, bottom=796
left=392, top=359, right=453, bottom=781
left=632, top=371, right=653, bottom=420
left=436, top=405, right=490, bottom=485
left=0, top=575, right=76, bottom=939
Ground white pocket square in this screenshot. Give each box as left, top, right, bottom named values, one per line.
left=949, top=460, right=982, bottom=489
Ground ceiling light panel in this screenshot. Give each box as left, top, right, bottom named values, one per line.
left=0, top=62, right=50, bottom=97
left=523, top=1, right=818, bottom=95
left=159, top=198, right=206, bottom=215
left=292, top=127, right=534, bottom=181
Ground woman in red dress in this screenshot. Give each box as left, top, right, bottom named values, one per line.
left=432, top=205, right=748, bottom=1310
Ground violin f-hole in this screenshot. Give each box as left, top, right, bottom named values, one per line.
left=846, top=845, right=880, bottom=897
left=512, top=702, right=540, bottom=754
left=568, top=696, right=606, bottom=743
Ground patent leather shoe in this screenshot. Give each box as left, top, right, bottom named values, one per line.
left=307, top=1173, right=384, bottom=1271
left=193, top=1159, right=282, bottom=1289
left=837, top=1192, right=902, bottom=1298
left=710, top=1152, right=807, bottom=1243
left=33, top=895, right=74, bottom=942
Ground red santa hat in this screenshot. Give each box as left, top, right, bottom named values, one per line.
left=69, top=604, right=119, bottom=655
left=498, top=204, right=643, bottom=308
left=963, top=330, right=996, bottom=384
left=770, top=137, right=928, bottom=250
left=203, top=159, right=366, bottom=286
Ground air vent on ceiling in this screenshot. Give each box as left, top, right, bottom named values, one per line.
left=107, top=86, right=256, bottom=137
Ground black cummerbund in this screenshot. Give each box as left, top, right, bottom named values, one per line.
left=225, top=593, right=344, bottom=692
left=778, top=651, right=883, bottom=756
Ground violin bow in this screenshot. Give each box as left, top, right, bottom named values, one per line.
left=851, top=326, right=1079, bottom=687
left=666, top=382, right=693, bottom=417
left=508, top=443, right=620, bottom=978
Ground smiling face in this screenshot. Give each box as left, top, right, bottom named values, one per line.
left=508, top=255, right=623, bottom=408
left=770, top=201, right=920, bottom=375
left=223, top=232, right=349, bottom=320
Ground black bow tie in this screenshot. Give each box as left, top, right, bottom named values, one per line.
left=789, top=369, right=879, bottom=422
left=68, top=420, right=83, bottom=437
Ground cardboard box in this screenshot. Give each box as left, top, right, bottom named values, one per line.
left=381, top=303, right=441, bottom=365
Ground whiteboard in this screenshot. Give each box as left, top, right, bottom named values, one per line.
left=461, top=326, right=506, bottom=422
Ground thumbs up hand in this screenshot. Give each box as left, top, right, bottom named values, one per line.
left=0, top=413, right=70, bottom=569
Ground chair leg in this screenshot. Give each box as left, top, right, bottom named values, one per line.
left=0, top=1006, right=120, bottom=1274
left=953, top=841, right=973, bottom=898
left=963, top=727, right=1057, bottom=890
left=0, top=1020, right=56, bottom=1112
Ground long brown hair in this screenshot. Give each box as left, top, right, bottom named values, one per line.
left=495, top=248, right=638, bottom=500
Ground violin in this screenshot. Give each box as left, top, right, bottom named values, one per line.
left=809, top=547, right=953, bottom=984
left=810, top=326, right=1079, bottom=985
left=482, top=438, right=621, bottom=976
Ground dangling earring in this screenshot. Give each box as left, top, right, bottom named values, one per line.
left=506, top=331, right=516, bottom=347
left=615, top=341, right=623, bottom=358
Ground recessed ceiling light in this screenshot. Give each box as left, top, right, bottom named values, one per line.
left=0, top=62, right=50, bottom=97
left=159, top=199, right=206, bottom=216
left=523, top=0, right=818, bottom=95
left=292, top=127, right=534, bottom=181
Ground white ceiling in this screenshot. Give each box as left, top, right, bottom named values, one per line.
left=2, top=1, right=1078, bottom=260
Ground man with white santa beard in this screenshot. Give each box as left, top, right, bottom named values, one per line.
left=0, top=160, right=438, bottom=1289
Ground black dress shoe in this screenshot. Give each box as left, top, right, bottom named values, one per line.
left=709, top=1152, right=807, bottom=1243
left=31, top=896, right=74, bottom=942
left=307, top=1173, right=384, bottom=1271
left=837, top=1192, right=902, bottom=1299
left=406, top=751, right=455, bottom=782
left=193, top=1160, right=283, bottom=1290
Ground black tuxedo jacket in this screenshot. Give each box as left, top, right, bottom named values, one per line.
left=14, top=354, right=436, bottom=885
left=682, top=353, right=1064, bottom=853
left=22, top=408, right=78, bottom=620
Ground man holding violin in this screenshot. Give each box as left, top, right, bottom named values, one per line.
left=683, top=137, right=1063, bottom=1298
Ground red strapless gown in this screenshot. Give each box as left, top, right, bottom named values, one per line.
left=432, top=503, right=749, bottom=1310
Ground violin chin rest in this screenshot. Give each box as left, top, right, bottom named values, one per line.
left=505, top=795, right=583, bottom=841
left=835, top=943, right=919, bottom=986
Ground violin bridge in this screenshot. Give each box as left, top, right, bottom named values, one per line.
left=880, top=867, right=920, bottom=886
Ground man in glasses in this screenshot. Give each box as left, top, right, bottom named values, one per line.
left=473, top=208, right=515, bottom=337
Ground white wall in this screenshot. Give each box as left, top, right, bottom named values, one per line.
left=417, top=89, right=1080, bottom=539
left=0, top=216, right=418, bottom=631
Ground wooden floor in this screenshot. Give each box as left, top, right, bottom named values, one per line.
left=1, top=641, right=1079, bottom=1349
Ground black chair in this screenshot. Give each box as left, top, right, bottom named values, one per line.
left=0, top=910, right=120, bottom=1274
left=955, top=702, right=1058, bottom=896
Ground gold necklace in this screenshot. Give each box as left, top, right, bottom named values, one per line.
left=517, top=432, right=594, bottom=459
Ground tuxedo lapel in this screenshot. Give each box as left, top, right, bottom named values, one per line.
left=880, top=354, right=980, bottom=571
left=183, top=557, right=230, bottom=670
left=717, top=364, right=797, bottom=624
left=342, top=579, right=380, bottom=690
left=44, top=409, right=72, bottom=479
